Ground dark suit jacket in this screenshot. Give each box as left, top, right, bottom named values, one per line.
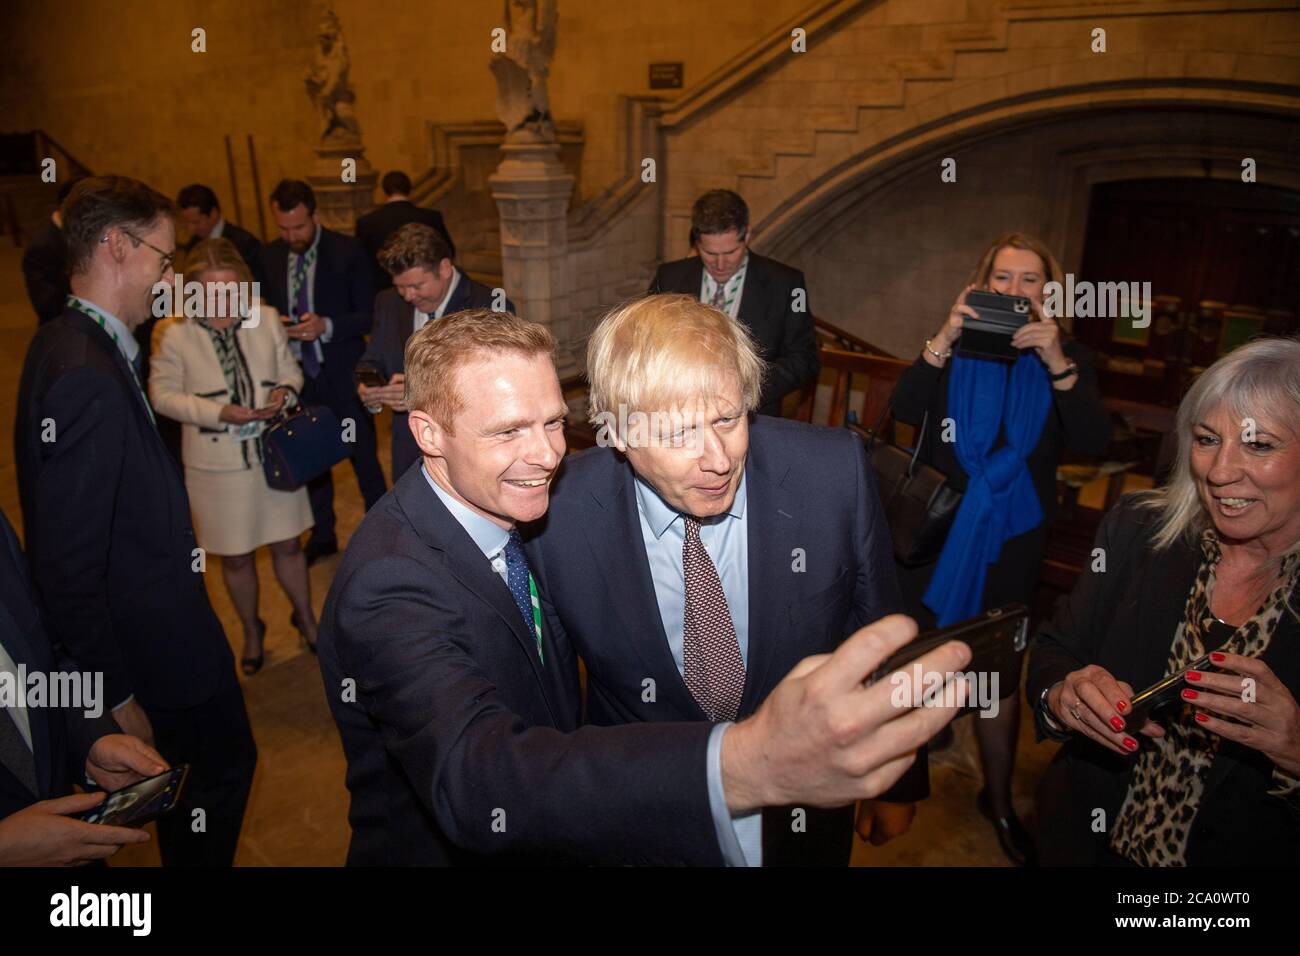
left=20, top=219, right=69, bottom=325
left=317, top=464, right=725, bottom=866
left=360, top=275, right=515, bottom=479
left=261, top=227, right=376, bottom=410
left=14, top=306, right=234, bottom=712
left=355, top=200, right=457, bottom=290
left=1027, top=496, right=1300, bottom=866
left=183, top=220, right=264, bottom=285
left=649, top=253, right=819, bottom=416
left=0, top=508, right=120, bottom=821
left=529, top=415, right=921, bottom=865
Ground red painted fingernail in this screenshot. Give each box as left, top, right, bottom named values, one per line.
left=1109, top=716, right=1125, bottom=731
left=1195, top=713, right=1209, bottom=723
left=1182, top=689, right=1198, bottom=700
left=1210, top=652, right=1226, bottom=663
left=1186, top=670, right=1202, bottom=682
left=1123, top=737, right=1138, bottom=751
left=1116, top=700, right=1128, bottom=713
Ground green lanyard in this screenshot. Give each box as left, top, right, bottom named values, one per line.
left=527, top=573, right=544, bottom=664
left=289, top=243, right=318, bottom=315
left=705, top=259, right=747, bottom=315
left=67, top=295, right=156, bottom=427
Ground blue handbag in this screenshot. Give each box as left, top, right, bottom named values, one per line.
left=260, top=386, right=350, bottom=491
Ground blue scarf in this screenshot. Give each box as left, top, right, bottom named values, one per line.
left=923, top=352, right=1052, bottom=625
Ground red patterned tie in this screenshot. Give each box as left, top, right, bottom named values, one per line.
left=681, top=515, right=746, bottom=721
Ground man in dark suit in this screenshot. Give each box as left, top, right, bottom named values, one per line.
left=317, top=307, right=969, bottom=865
left=14, top=175, right=257, bottom=866
left=354, top=170, right=456, bottom=291
left=531, top=294, right=925, bottom=866
left=0, top=507, right=171, bottom=866
left=648, top=189, right=818, bottom=416
left=261, top=179, right=386, bottom=565
left=357, top=223, right=513, bottom=480
left=176, top=184, right=263, bottom=284
left=20, top=176, right=84, bottom=325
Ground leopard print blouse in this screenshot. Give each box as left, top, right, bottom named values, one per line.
left=1109, top=530, right=1300, bottom=866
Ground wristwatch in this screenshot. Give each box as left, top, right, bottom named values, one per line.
left=1048, top=362, right=1079, bottom=382
left=1038, top=684, right=1071, bottom=741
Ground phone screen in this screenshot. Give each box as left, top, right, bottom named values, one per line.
left=78, top=766, right=189, bottom=827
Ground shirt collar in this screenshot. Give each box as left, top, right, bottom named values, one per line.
left=634, top=469, right=747, bottom=539
left=422, top=463, right=511, bottom=559
left=703, top=253, right=749, bottom=296
left=69, top=295, right=139, bottom=364
left=291, top=226, right=321, bottom=262
left=210, top=217, right=225, bottom=239
left=434, top=268, right=461, bottom=319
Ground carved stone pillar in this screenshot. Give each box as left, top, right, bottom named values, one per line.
left=489, top=141, right=578, bottom=376
left=308, top=141, right=377, bottom=234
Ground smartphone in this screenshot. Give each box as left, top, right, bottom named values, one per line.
left=76, top=765, right=190, bottom=827
left=870, top=603, right=1029, bottom=696
left=353, top=362, right=387, bottom=389
left=959, top=290, right=1032, bottom=361
left=1126, top=655, right=1215, bottom=727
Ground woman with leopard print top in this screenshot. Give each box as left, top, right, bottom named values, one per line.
left=1028, top=337, right=1300, bottom=866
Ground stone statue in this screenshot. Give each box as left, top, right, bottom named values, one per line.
left=305, top=6, right=361, bottom=144
left=490, top=0, right=558, bottom=143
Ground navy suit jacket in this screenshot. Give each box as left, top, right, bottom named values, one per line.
left=355, top=201, right=456, bottom=290
left=360, top=276, right=514, bottom=479
left=530, top=415, right=924, bottom=865
left=14, top=307, right=234, bottom=711
left=0, top=508, right=120, bottom=820
left=261, top=227, right=376, bottom=408
left=649, top=254, right=819, bottom=416
left=317, top=464, right=724, bottom=866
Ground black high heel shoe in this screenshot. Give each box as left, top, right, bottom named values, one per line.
left=290, top=610, right=317, bottom=655
left=977, top=789, right=1037, bottom=867
left=241, top=619, right=267, bottom=676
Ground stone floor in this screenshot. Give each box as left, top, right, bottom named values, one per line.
left=1, top=243, right=1079, bottom=866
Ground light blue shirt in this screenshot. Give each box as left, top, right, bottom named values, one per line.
left=634, top=473, right=761, bottom=867
left=69, top=295, right=139, bottom=366
left=422, top=465, right=510, bottom=582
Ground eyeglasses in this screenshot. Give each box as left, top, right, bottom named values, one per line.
left=106, top=229, right=176, bottom=272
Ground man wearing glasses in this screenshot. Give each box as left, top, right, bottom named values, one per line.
left=14, top=175, right=257, bottom=866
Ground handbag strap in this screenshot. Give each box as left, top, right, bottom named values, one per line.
left=867, top=402, right=929, bottom=478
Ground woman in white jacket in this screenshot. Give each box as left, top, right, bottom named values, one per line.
left=150, top=238, right=317, bottom=675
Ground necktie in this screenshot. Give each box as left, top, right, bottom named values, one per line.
left=293, top=254, right=320, bottom=378
left=0, top=706, right=37, bottom=796
left=681, top=516, right=746, bottom=720
left=710, top=279, right=726, bottom=310
left=503, top=531, right=543, bottom=663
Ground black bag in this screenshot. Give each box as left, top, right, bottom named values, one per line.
left=864, top=406, right=963, bottom=568
left=260, top=386, right=350, bottom=491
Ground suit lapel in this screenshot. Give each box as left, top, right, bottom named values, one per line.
left=64, top=310, right=157, bottom=434
left=0, top=600, right=51, bottom=798
left=737, top=254, right=767, bottom=331
left=582, top=461, right=708, bottom=721
left=392, top=468, right=557, bottom=723
left=738, top=426, right=797, bottom=716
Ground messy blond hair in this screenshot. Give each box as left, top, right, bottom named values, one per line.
left=403, top=308, right=555, bottom=432
left=586, top=293, right=765, bottom=431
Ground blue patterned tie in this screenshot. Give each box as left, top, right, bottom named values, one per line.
left=293, top=254, right=320, bottom=378
left=503, top=530, right=541, bottom=659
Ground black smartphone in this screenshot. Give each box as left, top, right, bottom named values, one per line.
left=353, top=362, right=387, bottom=389
left=870, top=603, right=1028, bottom=699
left=959, top=290, right=1032, bottom=361
left=76, top=765, right=190, bottom=827
left=1126, top=655, right=1215, bottom=727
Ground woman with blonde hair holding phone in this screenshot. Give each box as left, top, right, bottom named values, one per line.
left=150, top=238, right=318, bottom=675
